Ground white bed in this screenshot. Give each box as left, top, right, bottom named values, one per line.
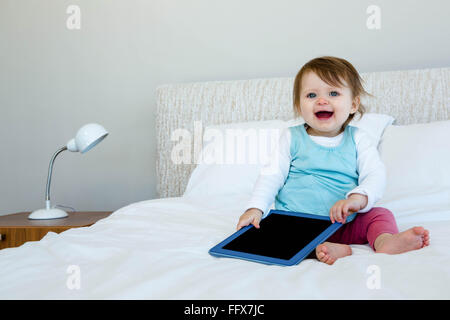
left=1, top=67, right=449, bottom=299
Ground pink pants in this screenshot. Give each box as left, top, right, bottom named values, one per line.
left=327, top=207, right=399, bottom=251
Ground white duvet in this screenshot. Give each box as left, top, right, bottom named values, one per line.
left=0, top=191, right=449, bottom=300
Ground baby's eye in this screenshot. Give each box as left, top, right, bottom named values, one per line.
left=306, top=93, right=316, bottom=98
left=330, top=91, right=339, bottom=97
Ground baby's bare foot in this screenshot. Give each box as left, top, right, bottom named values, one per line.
left=315, top=242, right=352, bottom=265
left=376, top=227, right=430, bottom=254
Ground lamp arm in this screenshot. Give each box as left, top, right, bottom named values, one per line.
left=45, top=146, right=68, bottom=209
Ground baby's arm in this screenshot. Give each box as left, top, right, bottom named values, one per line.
left=330, top=128, right=385, bottom=223
left=240, top=128, right=291, bottom=221
left=346, top=128, right=387, bottom=212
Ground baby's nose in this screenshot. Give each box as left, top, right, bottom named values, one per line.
left=317, top=97, right=328, bottom=104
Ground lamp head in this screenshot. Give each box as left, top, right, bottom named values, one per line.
left=66, top=123, right=108, bottom=153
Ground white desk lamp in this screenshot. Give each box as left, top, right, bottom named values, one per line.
left=28, top=123, right=109, bottom=220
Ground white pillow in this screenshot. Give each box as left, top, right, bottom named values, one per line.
left=377, top=120, right=450, bottom=211
left=183, top=113, right=395, bottom=198
left=183, top=119, right=298, bottom=197
left=349, top=113, right=395, bottom=147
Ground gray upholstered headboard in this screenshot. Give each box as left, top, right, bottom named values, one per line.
left=156, top=67, right=449, bottom=198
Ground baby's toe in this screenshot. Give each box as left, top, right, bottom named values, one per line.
left=318, top=252, right=331, bottom=263
left=423, top=230, right=430, bottom=246
left=324, top=256, right=335, bottom=265
left=413, top=226, right=425, bottom=236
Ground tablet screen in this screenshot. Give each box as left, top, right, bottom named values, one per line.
left=223, top=213, right=332, bottom=260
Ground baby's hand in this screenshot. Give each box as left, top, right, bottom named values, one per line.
left=236, top=208, right=263, bottom=230
left=330, top=194, right=367, bottom=224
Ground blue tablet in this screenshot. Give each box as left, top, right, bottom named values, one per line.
left=209, top=209, right=348, bottom=266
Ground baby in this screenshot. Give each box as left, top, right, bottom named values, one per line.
left=237, top=56, right=430, bottom=265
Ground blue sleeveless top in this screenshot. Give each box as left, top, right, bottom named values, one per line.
left=274, top=124, right=359, bottom=222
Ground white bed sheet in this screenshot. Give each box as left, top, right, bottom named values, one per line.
left=0, top=192, right=449, bottom=300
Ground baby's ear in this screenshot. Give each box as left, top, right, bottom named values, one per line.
left=351, top=96, right=361, bottom=113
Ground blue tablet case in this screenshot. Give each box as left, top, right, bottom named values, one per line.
left=209, top=209, right=350, bottom=266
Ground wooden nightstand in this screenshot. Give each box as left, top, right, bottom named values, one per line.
left=0, top=211, right=112, bottom=249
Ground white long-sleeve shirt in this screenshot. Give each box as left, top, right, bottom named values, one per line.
left=246, top=126, right=386, bottom=217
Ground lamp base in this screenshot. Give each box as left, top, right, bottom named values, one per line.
left=28, top=208, right=68, bottom=220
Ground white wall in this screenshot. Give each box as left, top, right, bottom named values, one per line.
left=1, top=0, right=449, bottom=215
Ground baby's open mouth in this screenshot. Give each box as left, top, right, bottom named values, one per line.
left=315, top=111, right=334, bottom=119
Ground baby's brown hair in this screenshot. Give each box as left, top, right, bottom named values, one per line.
left=293, top=56, right=372, bottom=129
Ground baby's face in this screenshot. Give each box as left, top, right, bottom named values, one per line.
left=299, top=71, right=359, bottom=137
